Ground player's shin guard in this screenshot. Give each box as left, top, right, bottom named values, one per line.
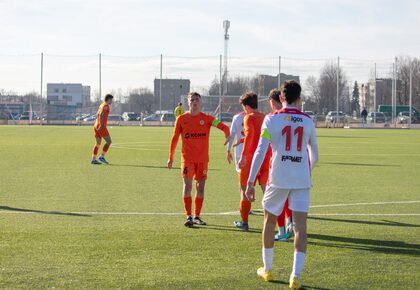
left=102, top=143, right=110, bottom=156
left=183, top=196, right=192, bottom=217
left=92, top=144, right=100, bottom=159
left=240, top=199, right=251, bottom=223
left=194, top=196, right=204, bottom=217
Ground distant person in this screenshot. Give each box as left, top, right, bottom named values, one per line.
left=245, top=81, right=318, bottom=289
left=168, top=92, right=230, bottom=227
left=361, top=108, right=368, bottom=123
left=174, top=102, right=185, bottom=118
left=91, top=94, right=113, bottom=165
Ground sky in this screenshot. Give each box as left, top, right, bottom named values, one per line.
left=0, top=0, right=419, bottom=95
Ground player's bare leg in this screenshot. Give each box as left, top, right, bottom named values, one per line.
left=91, top=137, right=102, bottom=164
left=182, top=176, right=194, bottom=227
left=257, top=210, right=277, bottom=281
left=289, top=211, right=307, bottom=288
left=193, top=179, right=206, bottom=225
left=99, top=136, right=112, bottom=164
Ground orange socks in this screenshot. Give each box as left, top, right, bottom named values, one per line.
left=183, top=196, right=192, bottom=216
left=194, top=196, right=204, bottom=217
left=240, top=199, right=251, bottom=223
left=92, top=144, right=100, bottom=159
left=102, top=143, right=110, bottom=156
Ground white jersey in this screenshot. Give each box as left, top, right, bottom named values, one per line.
left=227, top=112, right=245, bottom=172
left=249, top=107, right=318, bottom=189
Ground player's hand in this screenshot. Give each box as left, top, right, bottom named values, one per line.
left=227, top=151, right=233, bottom=164
left=238, top=156, right=246, bottom=169
left=97, top=125, right=102, bottom=131
left=167, top=159, right=173, bottom=169
left=224, top=136, right=230, bottom=146
left=233, top=140, right=241, bottom=148
left=245, top=184, right=255, bottom=202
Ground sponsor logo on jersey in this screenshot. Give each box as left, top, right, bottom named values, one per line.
left=283, top=115, right=303, bottom=123
left=185, top=132, right=207, bottom=139
left=199, top=120, right=205, bottom=125
left=281, top=155, right=302, bottom=163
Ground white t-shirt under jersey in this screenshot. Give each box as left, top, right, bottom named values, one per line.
left=227, top=111, right=245, bottom=172
left=248, top=106, right=318, bottom=189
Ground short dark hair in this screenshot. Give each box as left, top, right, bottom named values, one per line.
left=268, top=89, right=281, bottom=103
left=281, top=80, right=301, bottom=104
left=239, top=91, right=258, bottom=109
left=178, top=102, right=182, bottom=106
left=187, top=92, right=201, bottom=99
left=104, top=94, right=114, bottom=102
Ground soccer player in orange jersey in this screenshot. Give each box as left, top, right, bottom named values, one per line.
left=233, top=92, right=271, bottom=231
left=168, top=92, right=230, bottom=227
left=91, top=94, right=113, bottom=165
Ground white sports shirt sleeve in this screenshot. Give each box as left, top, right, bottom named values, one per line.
left=254, top=107, right=318, bottom=189
left=227, top=112, right=245, bottom=172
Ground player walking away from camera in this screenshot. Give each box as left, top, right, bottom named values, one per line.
left=226, top=110, right=245, bottom=214
left=91, top=94, right=114, bottom=165
left=268, top=89, right=294, bottom=242
left=232, top=92, right=271, bottom=231
left=168, top=92, right=230, bottom=227
left=245, top=81, right=318, bottom=288
left=174, top=102, right=185, bottom=118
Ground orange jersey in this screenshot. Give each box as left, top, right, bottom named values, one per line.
left=94, top=102, right=110, bottom=129
left=169, top=112, right=230, bottom=163
left=242, top=111, right=272, bottom=164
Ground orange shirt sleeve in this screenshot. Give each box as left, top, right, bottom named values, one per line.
left=208, top=115, right=230, bottom=138
left=242, top=114, right=255, bottom=157
left=169, top=116, right=182, bottom=160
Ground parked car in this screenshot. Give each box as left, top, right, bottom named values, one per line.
left=83, top=115, right=97, bottom=122
left=397, top=111, right=418, bottom=124
left=161, top=112, right=176, bottom=122
left=367, top=112, right=387, bottom=123
left=122, top=112, right=140, bottom=121
left=19, top=111, right=39, bottom=120
left=108, top=114, right=123, bottom=122
left=142, top=113, right=162, bottom=122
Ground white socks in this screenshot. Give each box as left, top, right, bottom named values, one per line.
left=292, top=251, right=306, bottom=279
left=262, top=247, right=274, bottom=272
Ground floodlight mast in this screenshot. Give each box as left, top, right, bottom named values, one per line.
left=220, top=20, right=230, bottom=119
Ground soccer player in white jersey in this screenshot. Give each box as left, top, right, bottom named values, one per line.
left=245, top=80, right=318, bottom=289
left=227, top=111, right=245, bottom=172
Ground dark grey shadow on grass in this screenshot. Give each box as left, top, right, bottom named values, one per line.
left=0, top=206, right=91, bottom=217
left=309, top=216, right=420, bottom=228
left=109, top=164, right=221, bottom=171
left=320, top=162, right=397, bottom=167
left=308, top=233, right=420, bottom=256
left=192, top=224, right=262, bottom=234
left=318, top=135, right=373, bottom=139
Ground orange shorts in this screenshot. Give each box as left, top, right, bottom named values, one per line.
left=94, top=127, right=110, bottom=138
left=181, top=162, right=208, bottom=180
left=239, top=159, right=269, bottom=186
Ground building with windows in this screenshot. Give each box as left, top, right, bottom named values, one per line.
left=153, top=79, right=190, bottom=111
left=47, top=83, right=90, bottom=120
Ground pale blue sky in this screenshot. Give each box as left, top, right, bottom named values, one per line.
left=0, top=0, right=419, bottom=94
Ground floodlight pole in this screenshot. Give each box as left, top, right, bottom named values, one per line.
left=409, top=60, right=412, bottom=128
left=278, top=56, right=282, bottom=88
left=222, top=20, right=230, bottom=119
left=160, top=54, right=163, bottom=113
left=219, top=54, right=222, bottom=119
left=99, top=53, right=102, bottom=99
left=374, top=62, right=376, bottom=126
left=336, top=56, right=340, bottom=127
left=40, top=52, right=44, bottom=125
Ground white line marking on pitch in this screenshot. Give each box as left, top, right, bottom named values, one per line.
left=310, top=200, right=420, bottom=208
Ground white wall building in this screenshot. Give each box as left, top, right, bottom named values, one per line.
left=47, top=83, right=90, bottom=120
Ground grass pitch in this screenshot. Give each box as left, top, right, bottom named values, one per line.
left=1, top=125, right=419, bottom=289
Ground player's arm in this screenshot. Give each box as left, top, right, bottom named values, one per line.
left=210, top=117, right=230, bottom=145
left=226, top=116, right=238, bottom=163
left=168, top=117, right=182, bottom=169
left=238, top=115, right=254, bottom=168
left=97, top=107, right=105, bottom=130
left=308, top=124, right=319, bottom=169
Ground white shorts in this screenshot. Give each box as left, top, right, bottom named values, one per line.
left=262, top=186, right=310, bottom=216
